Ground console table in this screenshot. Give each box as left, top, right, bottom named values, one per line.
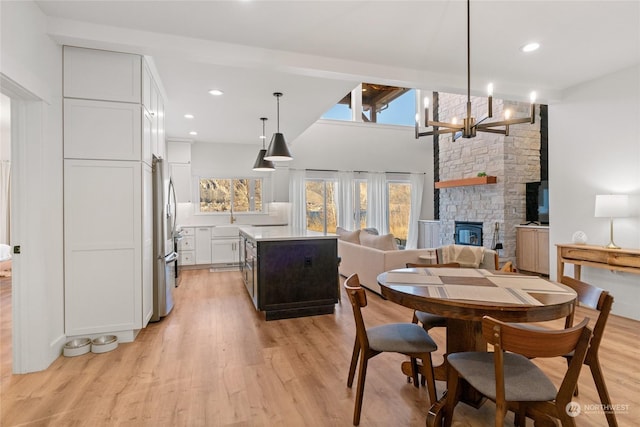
left=556, top=243, right=640, bottom=279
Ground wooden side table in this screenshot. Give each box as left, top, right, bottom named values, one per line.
left=556, top=243, right=640, bottom=279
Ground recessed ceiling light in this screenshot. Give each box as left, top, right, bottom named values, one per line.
left=521, top=42, right=540, bottom=53
left=184, top=114, right=194, bottom=119
left=189, top=131, right=198, bottom=135
left=208, top=89, right=224, bottom=96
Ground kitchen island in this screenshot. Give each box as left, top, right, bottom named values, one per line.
left=239, top=226, right=339, bottom=320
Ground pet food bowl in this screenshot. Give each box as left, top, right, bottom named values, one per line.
left=91, top=335, right=118, bottom=354
left=63, top=338, right=92, bottom=357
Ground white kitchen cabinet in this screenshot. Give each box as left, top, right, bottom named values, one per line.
left=167, top=140, right=191, bottom=202
left=167, top=140, right=191, bottom=164
left=179, top=251, right=194, bottom=266
left=143, top=63, right=165, bottom=159
left=211, top=238, right=240, bottom=265
left=195, top=227, right=212, bottom=265
left=142, top=63, right=153, bottom=113
left=142, top=109, right=152, bottom=166
left=63, top=46, right=164, bottom=341
left=64, top=99, right=141, bottom=161
left=142, top=163, right=153, bottom=326
left=150, top=80, right=159, bottom=156
left=170, top=163, right=192, bottom=203
left=179, top=236, right=195, bottom=251
left=64, top=159, right=142, bottom=335
left=64, top=46, right=141, bottom=103
left=211, top=226, right=240, bottom=266
left=156, top=93, right=165, bottom=159
left=178, top=228, right=195, bottom=265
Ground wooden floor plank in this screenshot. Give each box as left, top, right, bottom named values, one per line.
left=1, top=271, right=638, bottom=426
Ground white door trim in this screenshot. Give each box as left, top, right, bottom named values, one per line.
left=1, top=73, right=43, bottom=373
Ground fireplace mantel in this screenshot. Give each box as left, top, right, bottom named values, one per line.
left=435, top=176, right=497, bottom=189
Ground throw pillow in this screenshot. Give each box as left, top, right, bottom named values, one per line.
left=336, top=227, right=360, bottom=244
left=359, top=233, right=398, bottom=251
left=336, top=226, right=349, bottom=236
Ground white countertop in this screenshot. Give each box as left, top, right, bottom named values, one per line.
left=239, top=226, right=338, bottom=241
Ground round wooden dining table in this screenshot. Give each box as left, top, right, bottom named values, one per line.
left=377, top=267, right=577, bottom=423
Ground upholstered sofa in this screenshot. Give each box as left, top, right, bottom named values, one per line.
left=336, top=228, right=436, bottom=295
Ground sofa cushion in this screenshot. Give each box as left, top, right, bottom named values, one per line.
left=336, top=227, right=361, bottom=244
left=360, top=232, right=398, bottom=251
left=362, top=227, right=379, bottom=235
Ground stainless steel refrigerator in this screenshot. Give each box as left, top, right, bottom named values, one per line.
left=151, top=156, right=177, bottom=322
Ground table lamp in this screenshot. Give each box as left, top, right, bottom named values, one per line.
left=594, top=194, right=629, bottom=249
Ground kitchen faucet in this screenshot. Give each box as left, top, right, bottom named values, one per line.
left=230, top=205, right=236, bottom=224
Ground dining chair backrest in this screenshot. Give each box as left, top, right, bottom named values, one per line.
left=345, top=274, right=369, bottom=350
left=482, top=315, right=592, bottom=409
left=406, top=262, right=461, bottom=268
left=560, top=276, right=613, bottom=360
left=560, top=276, right=617, bottom=427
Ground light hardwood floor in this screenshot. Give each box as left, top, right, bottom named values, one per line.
left=1, top=270, right=639, bottom=426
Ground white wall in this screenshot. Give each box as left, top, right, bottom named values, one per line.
left=289, top=119, right=435, bottom=220
left=549, top=64, right=640, bottom=320
left=176, top=141, right=289, bottom=226
left=0, top=93, right=10, bottom=161
left=177, top=121, right=436, bottom=227
left=1, top=1, right=65, bottom=372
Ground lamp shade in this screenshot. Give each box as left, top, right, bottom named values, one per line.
left=594, top=194, right=629, bottom=218
left=252, top=149, right=275, bottom=171
left=264, top=133, right=292, bottom=161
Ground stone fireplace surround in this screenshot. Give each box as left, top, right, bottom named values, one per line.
left=435, top=92, right=542, bottom=266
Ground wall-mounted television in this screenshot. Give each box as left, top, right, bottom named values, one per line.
left=525, top=180, right=549, bottom=225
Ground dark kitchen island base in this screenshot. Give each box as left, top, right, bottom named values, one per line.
left=240, top=226, right=339, bottom=321
left=264, top=304, right=336, bottom=321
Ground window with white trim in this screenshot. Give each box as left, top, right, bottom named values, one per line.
left=198, top=178, right=263, bottom=213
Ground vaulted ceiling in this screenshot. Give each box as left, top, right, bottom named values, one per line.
left=35, top=0, right=640, bottom=146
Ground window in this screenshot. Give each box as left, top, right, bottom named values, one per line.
left=361, top=84, right=414, bottom=125
left=305, top=179, right=337, bottom=233
left=387, top=181, right=411, bottom=244
left=372, top=88, right=415, bottom=126
left=322, top=83, right=415, bottom=126
left=199, top=178, right=263, bottom=213
left=321, top=92, right=352, bottom=121
left=355, top=180, right=367, bottom=229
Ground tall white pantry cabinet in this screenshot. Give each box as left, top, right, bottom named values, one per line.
left=63, top=46, right=164, bottom=341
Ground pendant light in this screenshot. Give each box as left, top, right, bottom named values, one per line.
left=252, top=117, right=275, bottom=171
left=264, top=92, right=293, bottom=161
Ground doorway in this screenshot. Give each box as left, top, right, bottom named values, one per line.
left=0, top=91, right=13, bottom=376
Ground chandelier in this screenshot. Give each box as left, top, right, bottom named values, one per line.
left=415, top=0, right=536, bottom=141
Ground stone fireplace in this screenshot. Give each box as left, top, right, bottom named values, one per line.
left=435, top=92, right=542, bottom=265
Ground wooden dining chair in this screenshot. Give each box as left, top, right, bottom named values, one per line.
left=500, top=261, right=515, bottom=272
left=559, top=276, right=617, bottom=427
left=442, top=316, right=592, bottom=427
left=406, top=262, right=460, bottom=332
left=514, top=276, right=617, bottom=426
left=405, top=262, right=460, bottom=386
left=344, top=274, right=438, bottom=426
